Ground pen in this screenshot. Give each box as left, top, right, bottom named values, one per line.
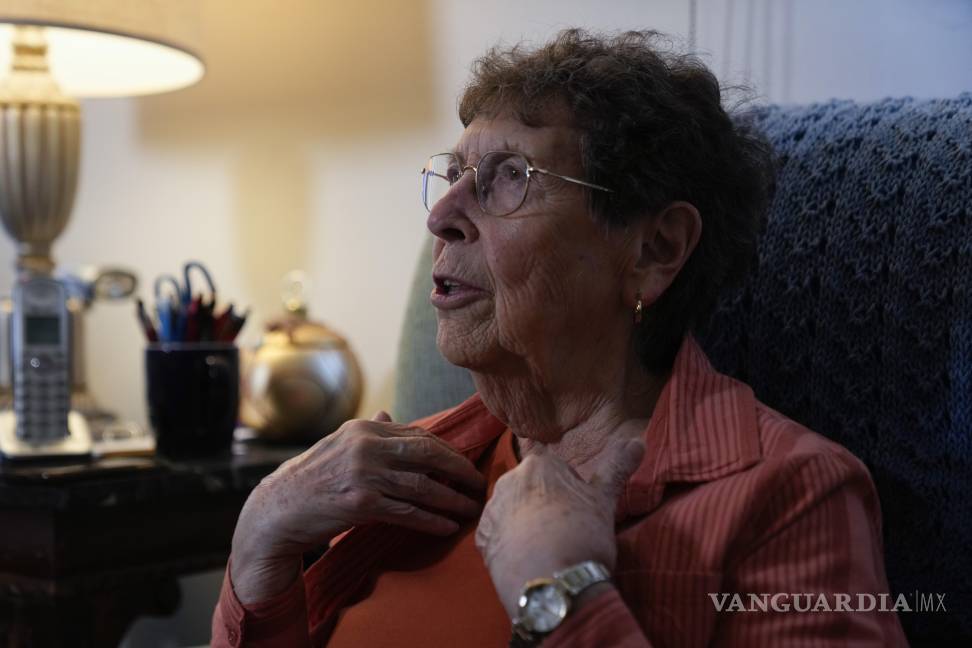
left=198, top=297, right=216, bottom=342
left=184, top=295, right=202, bottom=342
left=212, top=304, right=235, bottom=341
left=153, top=274, right=182, bottom=343
left=156, top=298, right=171, bottom=342
left=136, top=298, right=159, bottom=342
left=218, top=308, right=249, bottom=342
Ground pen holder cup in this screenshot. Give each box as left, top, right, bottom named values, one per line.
left=146, top=343, right=239, bottom=458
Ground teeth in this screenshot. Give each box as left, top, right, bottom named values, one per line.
left=444, top=279, right=460, bottom=287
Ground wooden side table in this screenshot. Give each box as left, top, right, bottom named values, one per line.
left=0, top=441, right=305, bottom=647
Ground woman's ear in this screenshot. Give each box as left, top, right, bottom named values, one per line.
left=624, top=201, right=702, bottom=307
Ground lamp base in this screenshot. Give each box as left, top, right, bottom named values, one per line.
left=0, top=410, right=92, bottom=461
left=0, top=25, right=81, bottom=276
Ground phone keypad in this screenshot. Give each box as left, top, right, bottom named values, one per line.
left=14, top=352, right=70, bottom=441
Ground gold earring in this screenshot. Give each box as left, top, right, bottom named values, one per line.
left=634, top=295, right=643, bottom=324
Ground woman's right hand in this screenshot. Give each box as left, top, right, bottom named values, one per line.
left=229, top=411, right=486, bottom=604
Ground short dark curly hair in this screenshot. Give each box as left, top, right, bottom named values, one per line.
left=459, top=29, right=775, bottom=372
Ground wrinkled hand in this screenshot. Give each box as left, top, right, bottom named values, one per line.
left=475, top=436, right=645, bottom=617
left=231, top=411, right=486, bottom=604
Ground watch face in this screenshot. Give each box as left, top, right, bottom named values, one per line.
left=519, top=582, right=569, bottom=633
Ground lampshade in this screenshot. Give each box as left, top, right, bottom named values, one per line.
left=0, top=0, right=204, bottom=97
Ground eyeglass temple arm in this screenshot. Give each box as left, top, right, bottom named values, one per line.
left=421, top=169, right=453, bottom=182
left=529, top=166, right=613, bottom=193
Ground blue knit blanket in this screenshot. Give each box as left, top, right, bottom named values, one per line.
left=698, top=94, right=972, bottom=646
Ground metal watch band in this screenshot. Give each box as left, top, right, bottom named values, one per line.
left=553, top=560, right=611, bottom=596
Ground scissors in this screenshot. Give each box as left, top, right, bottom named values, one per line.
left=153, top=261, right=218, bottom=342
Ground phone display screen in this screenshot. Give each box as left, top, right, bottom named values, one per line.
left=26, top=316, right=61, bottom=345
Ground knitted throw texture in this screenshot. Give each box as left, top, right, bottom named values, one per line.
left=697, top=94, right=972, bottom=646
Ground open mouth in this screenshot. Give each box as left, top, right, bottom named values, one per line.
left=430, top=274, right=485, bottom=310
left=434, top=277, right=464, bottom=295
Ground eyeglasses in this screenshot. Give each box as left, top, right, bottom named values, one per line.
left=421, top=151, right=613, bottom=217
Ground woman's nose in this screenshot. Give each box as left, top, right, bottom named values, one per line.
left=426, top=172, right=480, bottom=243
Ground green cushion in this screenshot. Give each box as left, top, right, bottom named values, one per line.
left=392, top=237, right=475, bottom=422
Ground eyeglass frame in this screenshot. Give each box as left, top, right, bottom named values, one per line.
left=421, top=150, right=614, bottom=217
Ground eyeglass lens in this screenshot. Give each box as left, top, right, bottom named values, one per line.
left=422, top=152, right=530, bottom=216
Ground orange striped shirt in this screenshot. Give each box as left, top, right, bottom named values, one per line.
left=212, top=336, right=907, bottom=646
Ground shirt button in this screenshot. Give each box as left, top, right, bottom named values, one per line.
left=227, top=628, right=239, bottom=645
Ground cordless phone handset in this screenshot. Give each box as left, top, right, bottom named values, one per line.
left=11, top=274, right=72, bottom=442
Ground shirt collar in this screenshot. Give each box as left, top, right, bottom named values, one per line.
left=619, top=335, right=762, bottom=519
left=425, top=335, right=762, bottom=519
left=424, top=394, right=506, bottom=461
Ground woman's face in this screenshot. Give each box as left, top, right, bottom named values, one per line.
left=428, top=114, right=635, bottom=376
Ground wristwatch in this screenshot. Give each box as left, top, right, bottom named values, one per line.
left=509, top=560, right=611, bottom=647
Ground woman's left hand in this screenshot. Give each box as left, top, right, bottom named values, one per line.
left=475, top=436, right=646, bottom=617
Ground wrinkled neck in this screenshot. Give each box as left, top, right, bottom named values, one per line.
left=473, top=347, right=666, bottom=472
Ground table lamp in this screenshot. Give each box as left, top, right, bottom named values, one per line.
left=0, top=2, right=203, bottom=460
left=0, top=1, right=204, bottom=273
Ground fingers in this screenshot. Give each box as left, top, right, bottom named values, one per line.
left=379, top=470, right=481, bottom=519
left=589, top=438, right=646, bottom=502
left=361, top=413, right=485, bottom=491
left=377, top=435, right=487, bottom=492
left=372, top=496, right=461, bottom=536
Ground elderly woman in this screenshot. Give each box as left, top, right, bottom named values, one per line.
left=213, top=30, right=906, bottom=647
